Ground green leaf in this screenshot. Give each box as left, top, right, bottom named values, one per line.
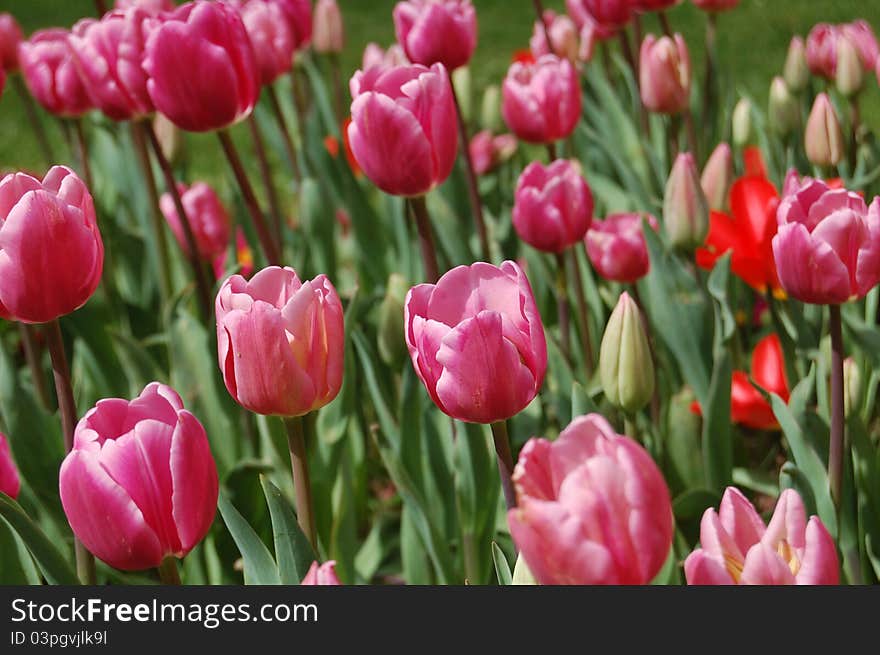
left=702, top=350, right=733, bottom=491
left=0, top=494, right=79, bottom=585
left=260, top=477, right=317, bottom=585
left=217, top=491, right=280, bottom=585
left=491, top=542, right=512, bottom=586
left=0, top=515, right=41, bottom=584
left=672, top=488, right=721, bottom=522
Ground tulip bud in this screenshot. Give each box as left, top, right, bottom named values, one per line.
left=480, top=84, right=503, bottom=133
left=452, top=66, right=472, bottom=123
left=378, top=273, right=409, bottom=367
left=639, top=34, right=691, bottom=115
left=768, top=76, right=800, bottom=137
left=301, top=560, right=342, bottom=585
left=599, top=292, right=654, bottom=414
left=783, top=36, right=809, bottom=93
left=393, top=0, right=477, bottom=71
left=732, top=98, right=753, bottom=147
left=663, top=152, right=709, bottom=251
left=502, top=54, right=581, bottom=144
left=0, top=432, right=21, bottom=500
left=835, top=36, right=865, bottom=97
left=804, top=93, right=844, bottom=167
left=511, top=555, right=537, bottom=585
left=700, top=142, right=733, bottom=211
left=160, top=181, right=231, bottom=262
left=312, top=0, right=344, bottom=55
left=844, top=357, right=860, bottom=418
left=0, top=13, right=23, bottom=72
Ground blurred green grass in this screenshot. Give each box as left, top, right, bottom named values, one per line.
left=0, top=0, right=877, bottom=173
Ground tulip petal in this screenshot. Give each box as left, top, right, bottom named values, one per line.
left=762, top=488, right=807, bottom=550
left=772, top=222, right=852, bottom=304
left=684, top=550, right=735, bottom=585
left=698, top=507, right=744, bottom=564
left=796, top=517, right=839, bottom=585
left=512, top=437, right=555, bottom=501
left=856, top=199, right=880, bottom=297
left=718, top=486, right=767, bottom=555
left=171, top=410, right=219, bottom=553
left=740, top=542, right=797, bottom=584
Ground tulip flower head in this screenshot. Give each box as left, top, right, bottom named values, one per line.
left=599, top=292, right=654, bottom=414
left=276, top=0, right=313, bottom=50
left=783, top=36, right=809, bottom=93
left=806, top=21, right=879, bottom=81
left=405, top=261, right=547, bottom=424
left=18, top=29, right=93, bottom=117
left=348, top=63, right=457, bottom=197
left=640, top=33, right=691, bottom=115
left=393, top=0, right=477, bottom=71
left=0, top=432, right=21, bottom=500
left=469, top=131, right=517, bottom=176
left=361, top=42, right=409, bottom=73
left=502, top=54, right=581, bottom=144
left=701, top=142, right=733, bottom=212
left=566, top=0, right=631, bottom=39
left=508, top=413, right=674, bottom=584
left=0, top=13, right=23, bottom=72
left=312, top=0, right=344, bottom=54
left=301, top=560, right=342, bottom=585
left=0, top=167, right=103, bottom=324
left=663, top=152, right=709, bottom=251
left=586, top=212, right=658, bottom=283
left=768, top=76, right=800, bottom=137
left=238, top=0, right=298, bottom=86
left=160, top=181, right=231, bottom=263
left=216, top=266, right=345, bottom=417
left=59, top=383, right=219, bottom=571
left=685, top=487, right=838, bottom=584
left=530, top=10, right=579, bottom=63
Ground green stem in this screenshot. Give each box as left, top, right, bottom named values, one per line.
left=828, top=304, right=845, bottom=507
left=283, top=416, right=317, bottom=551
left=247, top=113, right=285, bottom=246
left=658, top=11, right=673, bottom=37
left=12, top=75, right=54, bottom=162
left=554, top=251, right=572, bottom=363
left=409, top=196, right=441, bottom=283
left=73, top=118, right=93, bottom=191
left=267, top=84, right=302, bottom=185
left=157, top=556, right=181, bottom=585
left=18, top=324, right=52, bottom=412
left=490, top=420, right=517, bottom=512
left=569, top=248, right=594, bottom=376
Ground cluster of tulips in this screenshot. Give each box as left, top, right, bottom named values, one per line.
left=0, top=0, right=879, bottom=587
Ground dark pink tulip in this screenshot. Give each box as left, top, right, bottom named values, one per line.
left=586, top=213, right=659, bottom=283
left=508, top=413, right=674, bottom=585
left=59, top=383, right=218, bottom=571
left=362, top=42, right=409, bottom=72
left=348, top=63, right=457, bottom=197
left=772, top=177, right=880, bottom=305
left=566, top=0, right=631, bottom=39
left=640, top=33, right=691, bottom=115
left=469, top=130, right=516, bottom=176
left=0, top=167, right=103, bottom=324
left=632, top=0, right=680, bottom=11
left=807, top=21, right=879, bottom=80
left=0, top=13, right=23, bottom=72
left=502, top=54, right=580, bottom=144
left=513, top=159, right=593, bottom=253
left=238, top=0, right=297, bottom=85
left=392, top=0, right=477, bottom=72
left=69, top=8, right=155, bottom=121
left=18, top=29, right=93, bottom=117
left=143, top=0, right=260, bottom=132
left=301, top=560, right=341, bottom=585
left=685, top=487, right=838, bottom=584
left=405, top=261, right=547, bottom=424
left=0, top=432, right=21, bottom=500
left=160, top=181, right=231, bottom=261
left=276, top=0, right=312, bottom=50
left=216, top=266, right=345, bottom=417
left=530, top=10, right=579, bottom=63
left=115, top=0, right=175, bottom=15
left=691, top=0, right=739, bottom=12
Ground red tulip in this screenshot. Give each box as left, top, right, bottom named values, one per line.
left=18, top=29, right=93, bottom=117
left=0, top=13, right=23, bottom=72
left=301, top=560, right=341, bottom=585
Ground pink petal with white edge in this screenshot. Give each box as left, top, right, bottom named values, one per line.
left=171, top=410, right=218, bottom=553
left=718, top=486, right=767, bottom=555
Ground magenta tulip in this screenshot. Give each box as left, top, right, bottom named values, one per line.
left=685, top=487, right=838, bottom=584
left=362, top=42, right=409, bottom=72
left=301, top=560, right=342, bottom=585
left=0, top=432, right=21, bottom=500
left=392, top=0, right=477, bottom=71
left=0, top=13, right=23, bottom=72
left=312, top=0, right=344, bottom=55
left=115, top=0, right=175, bottom=14
left=405, top=261, right=547, bottom=424
left=513, top=159, right=593, bottom=253
left=586, top=213, right=659, bottom=283
left=216, top=266, right=344, bottom=417
left=469, top=130, right=517, bottom=176
left=640, top=34, right=691, bottom=115
left=632, top=0, right=680, bottom=11
left=566, top=0, right=631, bottom=39
left=238, top=0, right=297, bottom=85
left=502, top=54, right=580, bottom=144
left=276, top=0, right=312, bottom=50
left=691, top=0, right=739, bottom=12
left=160, top=181, right=231, bottom=262
left=772, top=177, right=880, bottom=305
left=69, top=8, right=155, bottom=121
left=348, top=63, right=457, bottom=197
left=530, top=10, right=579, bottom=63
left=59, top=383, right=219, bottom=571
left=143, top=0, right=260, bottom=132
left=508, top=413, right=674, bottom=585
left=0, top=167, right=103, bottom=324
left=18, top=29, right=93, bottom=117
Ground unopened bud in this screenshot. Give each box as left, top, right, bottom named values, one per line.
left=783, top=36, right=810, bottom=93
left=732, top=98, right=753, bottom=147
left=599, top=292, right=655, bottom=414
left=663, top=152, right=709, bottom=251
left=481, top=84, right=503, bottom=133
left=378, top=273, right=409, bottom=367
left=835, top=36, right=865, bottom=97
left=700, top=142, right=733, bottom=212
left=768, top=76, right=800, bottom=136
left=805, top=93, right=844, bottom=167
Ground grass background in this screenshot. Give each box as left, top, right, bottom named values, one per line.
left=0, top=0, right=877, bottom=173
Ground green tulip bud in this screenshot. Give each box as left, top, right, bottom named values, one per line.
left=452, top=66, right=471, bottom=123
left=835, top=36, right=864, bottom=98
left=783, top=36, right=810, bottom=94
left=844, top=357, right=861, bottom=418
left=480, top=84, right=503, bottom=134
left=768, top=76, right=800, bottom=136
left=732, top=98, right=754, bottom=147
left=378, top=273, right=409, bottom=367
left=599, top=292, right=654, bottom=414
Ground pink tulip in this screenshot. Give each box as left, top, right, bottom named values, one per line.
left=772, top=176, right=880, bottom=305
left=276, top=0, right=312, bottom=50
left=632, top=0, right=681, bottom=11
left=807, top=21, right=879, bottom=80
left=160, top=181, right=231, bottom=262
left=362, top=42, right=409, bottom=72
left=69, top=8, right=155, bottom=121
left=348, top=63, right=457, bottom=197
left=0, top=13, right=23, bottom=72
left=513, top=159, right=593, bottom=253
left=691, top=0, right=739, bottom=12
left=59, top=383, right=219, bottom=571
left=508, top=413, right=673, bottom=585
left=530, top=10, right=579, bottom=63
left=392, top=0, right=477, bottom=72
left=685, top=487, right=838, bottom=584
left=301, top=560, right=341, bottom=585
left=115, top=0, right=175, bottom=15
left=566, top=0, right=631, bottom=39
left=0, top=167, right=103, bottom=324
left=469, top=130, right=517, bottom=176
left=586, top=213, right=659, bottom=283
left=701, top=142, right=733, bottom=211
left=502, top=54, right=580, bottom=144
left=405, top=261, right=547, bottom=424
left=0, top=432, right=21, bottom=500
left=238, top=0, right=297, bottom=86
left=312, top=0, right=344, bottom=54
left=18, top=29, right=93, bottom=117
left=216, top=266, right=344, bottom=417
left=640, top=33, right=691, bottom=115
left=143, top=1, right=260, bottom=132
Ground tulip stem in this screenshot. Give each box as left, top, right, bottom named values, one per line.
left=546, top=142, right=557, bottom=162
left=12, top=76, right=55, bottom=163
left=157, top=557, right=181, bottom=585
left=144, top=122, right=213, bottom=321
left=94, top=0, right=107, bottom=14
left=266, top=84, right=302, bottom=185
left=130, top=122, right=172, bottom=304
left=409, top=196, right=441, bottom=283
left=284, top=417, right=317, bottom=551
left=554, top=252, right=572, bottom=364
left=623, top=26, right=650, bottom=137
left=18, top=324, right=52, bottom=412
left=448, top=72, right=491, bottom=262
left=45, top=319, right=96, bottom=585
left=531, top=0, right=552, bottom=53
left=702, top=13, right=718, bottom=135
left=72, top=118, right=93, bottom=192
left=828, top=304, right=845, bottom=508
left=658, top=11, right=673, bottom=38
left=217, top=129, right=282, bottom=266
left=683, top=108, right=699, bottom=161
left=490, top=421, right=517, bottom=512
left=848, top=96, right=860, bottom=175
left=247, top=114, right=285, bottom=246
left=569, top=248, right=594, bottom=376
left=624, top=417, right=638, bottom=440
left=329, top=54, right=345, bottom=124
